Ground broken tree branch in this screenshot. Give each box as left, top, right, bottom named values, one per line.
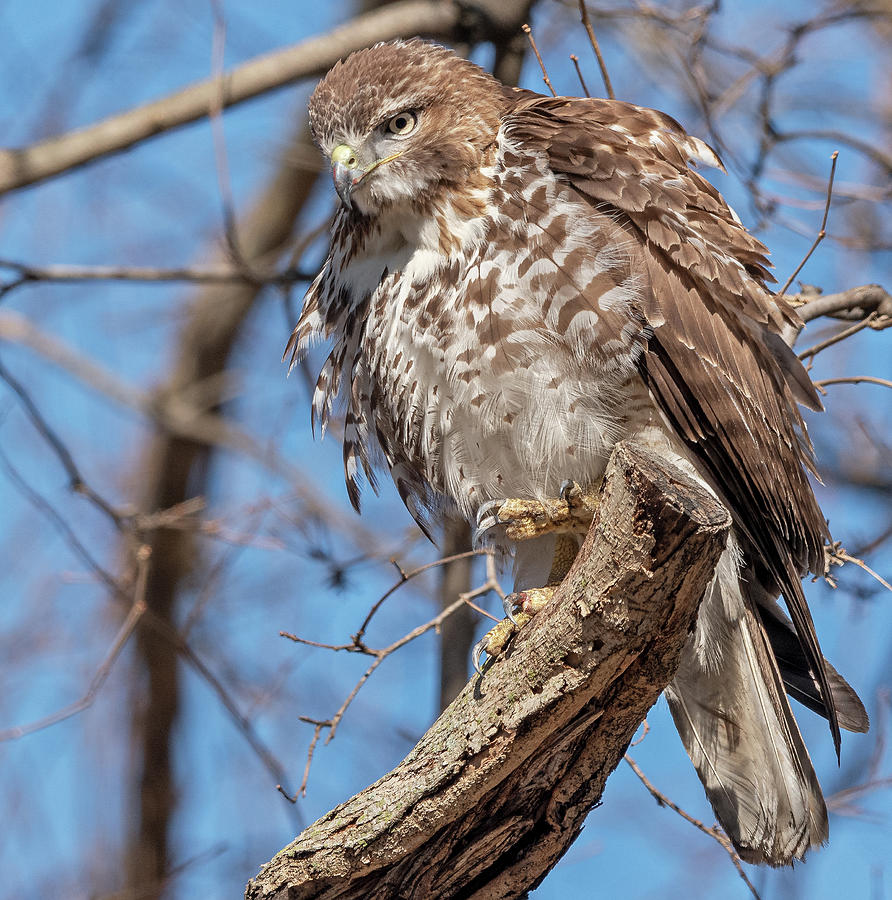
left=246, top=441, right=731, bottom=899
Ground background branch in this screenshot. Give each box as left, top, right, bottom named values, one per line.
left=0, top=0, right=467, bottom=195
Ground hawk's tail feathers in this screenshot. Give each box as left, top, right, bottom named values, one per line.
left=665, top=538, right=828, bottom=866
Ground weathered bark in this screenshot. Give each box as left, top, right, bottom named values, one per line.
left=246, top=442, right=732, bottom=899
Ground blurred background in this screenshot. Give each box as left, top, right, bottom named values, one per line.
left=0, top=0, right=890, bottom=897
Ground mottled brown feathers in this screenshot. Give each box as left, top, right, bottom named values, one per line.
left=292, top=40, right=867, bottom=865
left=501, top=93, right=838, bottom=750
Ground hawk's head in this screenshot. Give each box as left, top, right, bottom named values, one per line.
left=308, top=40, right=506, bottom=216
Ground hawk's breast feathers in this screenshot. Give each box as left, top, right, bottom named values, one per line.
left=290, top=123, right=656, bottom=532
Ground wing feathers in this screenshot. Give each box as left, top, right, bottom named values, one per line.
left=506, top=92, right=847, bottom=753
left=666, top=539, right=828, bottom=865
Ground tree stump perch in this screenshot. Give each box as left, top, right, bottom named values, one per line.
left=246, top=441, right=732, bottom=899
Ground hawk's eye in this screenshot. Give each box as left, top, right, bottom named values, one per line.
left=386, top=111, right=417, bottom=136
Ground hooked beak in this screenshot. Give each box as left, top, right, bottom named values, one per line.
left=329, top=143, right=403, bottom=211
left=331, top=144, right=360, bottom=210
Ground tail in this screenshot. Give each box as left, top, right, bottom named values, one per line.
left=665, top=533, right=828, bottom=865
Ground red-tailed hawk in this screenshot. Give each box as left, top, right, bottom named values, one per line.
left=288, top=39, right=868, bottom=865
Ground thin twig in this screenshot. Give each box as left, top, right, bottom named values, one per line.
left=353, top=548, right=488, bottom=643
left=624, top=755, right=762, bottom=899
left=778, top=151, right=838, bottom=296
left=285, top=556, right=504, bottom=794
left=826, top=544, right=892, bottom=595
left=325, top=596, right=474, bottom=745
left=279, top=632, right=367, bottom=654
left=827, top=775, right=892, bottom=815
left=522, top=24, right=556, bottom=97
left=578, top=0, right=615, bottom=99
left=330, top=569, right=503, bottom=743
left=853, top=520, right=892, bottom=558
left=209, top=0, right=251, bottom=274
left=281, top=718, right=331, bottom=801
left=814, top=375, right=892, bottom=393
left=0, top=545, right=150, bottom=742
left=0, top=356, right=126, bottom=529
left=569, top=54, right=590, bottom=97
left=629, top=719, right=650, bottom=748
left=0, top=445, right=126, bottom=599
left=797, top=312, right=878, bottom=363
left=172, top=635, right=301, bottom=805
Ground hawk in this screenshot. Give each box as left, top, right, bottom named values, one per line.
left=288, top=39, right=868, bottom=865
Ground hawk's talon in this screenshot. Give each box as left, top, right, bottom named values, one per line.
left=476, top=498, right=503, bottom=522
left=472, top=614, right=521, bottom=673
left=473, top=516, right=499, bottom=545
left=473, top=499, right=506, bottom=544
left=501, top=590, right=519, bottom=625
left=472, top=588, right=557, bottom=674
left=559, top=478, right=578, bottom=502
left=472, top=635, right=490, bottom=675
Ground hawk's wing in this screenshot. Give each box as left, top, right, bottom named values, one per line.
left=505, top=95, right=841, bottom=750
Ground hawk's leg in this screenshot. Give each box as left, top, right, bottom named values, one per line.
left=472, top=481, right=599, bottom=674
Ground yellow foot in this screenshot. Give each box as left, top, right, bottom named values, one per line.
left=474, top=481, right=600, bottom=543
left=472, top=480, right=602, bottom=675
left=472, top=587, right=555, bottom=673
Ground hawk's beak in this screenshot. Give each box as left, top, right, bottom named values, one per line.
left=330, top=143, right=403, bottom=211
left=331, top=144, right=361, bottom=210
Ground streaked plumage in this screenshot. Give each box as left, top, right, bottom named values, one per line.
left=289, top=39, right=868, bottom=864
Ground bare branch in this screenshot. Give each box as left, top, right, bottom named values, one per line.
left=797, top=313, right=879, bottom=363
left=353, top=549, right=489, bottom=645
left=796, top=284, right=892, bottom=324
left=209, top=0, right=244, bottom=267
left=0, top=355, right=126, bottom=528
left=0, top=445, right=126, bottom=599
left=815, top=376, right=892, bottom=393
left=780, top=283, right=892, bottom=347
left=0, top=258, right=313, bottom=293
left=569, top=54, right=591, bottom=97
left=823, top=541, right=892, bottom=596
left=772, top=129, right=892, bottom=177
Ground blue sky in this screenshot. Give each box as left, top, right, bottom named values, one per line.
left=0, top=1, right=890, bottom=898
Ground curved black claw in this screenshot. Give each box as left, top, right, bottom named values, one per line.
left=559, top=479, right=579, bottom=502
left=472, top=635, right=490, bottom=675
left=501, top=591, right=519, bottom=626
left=473, top=498, right=504, bottom=545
